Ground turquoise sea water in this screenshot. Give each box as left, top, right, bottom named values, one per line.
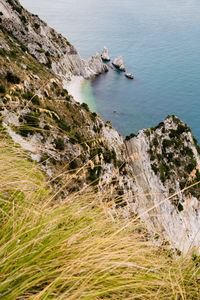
left=21, top=0, right=200, bottom=139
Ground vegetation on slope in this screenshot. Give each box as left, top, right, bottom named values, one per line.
left=0, top=131, right=200, bottom=299
left=0, top=23, right=127, bottom=199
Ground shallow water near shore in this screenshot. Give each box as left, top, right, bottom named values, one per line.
left=81, top=80, right=96, bottom=112
left=21, top=0, right=200, bottom=140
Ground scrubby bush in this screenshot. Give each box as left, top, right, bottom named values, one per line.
left=20, top=44, right=28, bottom=52
left=90, top=112, right=97, bottom=122
left=23, top=92, right=41, bottom=105
left=69, top=159, right=78, bottom=170
left=143, top=130, right=150, bottom=137
left=0, top=85, right=6, bottom=94
left=34, top=23, right=40, bottom=29
left=81, top=102, right=89, bottom=111
left=20, top=15, right=27, bottom=23
left=57, top=119, right=70, bottom=132
left=153, top=137, right=159, bottom=147
left=44, top=124, right=50, bottom=131
left=55, top=138, right=65, bottom=150
left=24, top=113, right=40, bottom=127
left=125, top=133, right=136, bottom=141
left=17, top=113, right=40, bottom=137
left=45, top=58, right=52, bottom=69
left=6, top=72, right=20, bottom=84
left=162, top=139, right=173, bottom=148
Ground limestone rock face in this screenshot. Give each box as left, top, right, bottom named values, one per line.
left=112, top=56, right=126, bottom=71
left=125, top=116, right=200, bottom=253
left=88, top=52, right=108, bottom=75
left=101, top=46, right=110, bottom=61
left=0, top=0, right=107, bottom=80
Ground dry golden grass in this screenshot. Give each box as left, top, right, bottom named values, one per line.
left=0, top=131, right=200, bottom=299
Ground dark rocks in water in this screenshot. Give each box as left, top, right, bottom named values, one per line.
left=125, top=73, right=134, bottom=79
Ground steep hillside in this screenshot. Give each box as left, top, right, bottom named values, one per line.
left=0, top=0, right=200, bottom=253
left=0, top=0, right=108, bottom=80
left=0, top=10, right=134, bottom=208
left=0, top=132, right=200, bottom=299
left=126, top=116, right=200, bottom=252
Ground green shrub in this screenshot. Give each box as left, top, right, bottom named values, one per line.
left=57, top=119, right=70, bottom=132
left=44, top=124, right=50, bottom=131
left=155, top=121, right=164, bottom=130
left=34, top=23, right=40, bottom=29
left=81, top=102, right=89, bottom=111
left=23, top=92, right=40, bottom=105
left=73, top=132, right=83, bottom=143
left=31, top=95, right=40, bottom=105
left=6, top=72, right=20, bottom=84
left=184, top=160, right=197, bottom=174
left=159, top=164, right=166, bottom=183
left=65, top=95, right=71, bottom=101
left=177, top=203, right=184, bottom=212
left=179, top=181, right=186, bottom=190
left=177, top=124, right=189, bottom=135
left=20, top=44, right=28, bottom=52
left=20, top=15, right=27, bottom=23
left=45, top=51, right=50, bottom=57
left=103, top=149, right=112, bottom=164
left=55, top=138, right=64, bottom=151
left=144, top=130, right=150, bottom=137
left=0, top=48, right=6, bottom=57
left=69, top=160, right=78, bottom=170
left=90, top=112, right=97, bottom=122
left=152, top=163, right=158, bottom=175
left=162, top=139, right=173, bottom=148
left=90, top=148, right=102, bottom=159
left=174, top=158, right=181, bottom=167
left=45, top=58, right=52, bottom=69
left=153, top=137, right=159, bottom=147
left=0, top=85, right=6, bottom=94
left=125, top=133, right=136, bottom=141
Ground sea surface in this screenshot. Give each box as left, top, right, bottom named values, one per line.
left=21, top=0, right=200, bottom=140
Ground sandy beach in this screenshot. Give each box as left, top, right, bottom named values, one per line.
left=65, top=76, right=85, bottom=103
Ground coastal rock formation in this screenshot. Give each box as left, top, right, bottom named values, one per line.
left=0, top=0, right=107, bottom=80
left=125, top=73, right=134, bottom=79
left=88, top=52, right=109, bottom=75
left=112, top=56, right=126, bottom=71
left=126, top=116, right=200, bottom=253
left=101, top=46, right=110, bottom=61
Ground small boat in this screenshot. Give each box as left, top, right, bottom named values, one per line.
left=125, top=73, right=134, bottom=79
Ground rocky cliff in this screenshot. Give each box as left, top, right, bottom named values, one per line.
left=0, top=1, right=134, bottom=208
left=0, top=0, right=108, bottom=81
left=126, top=116, right=200, bottom=252
left=0, top=0, right=200, bottom=253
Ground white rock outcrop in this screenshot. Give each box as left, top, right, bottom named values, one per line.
left=88, top=52, right=108, bottom=75
left=125, top=116, right=200, bottom=253
left=112, top=56, right=126, bottom=71
left=101, top=46, right=110, bottom=61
